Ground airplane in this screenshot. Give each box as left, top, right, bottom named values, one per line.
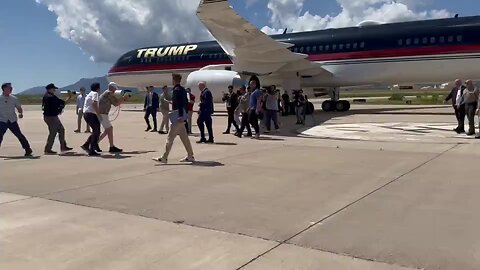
left=107, top=0, right=480, bottom=112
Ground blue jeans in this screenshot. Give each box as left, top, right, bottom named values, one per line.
left=265, top=110, right=279, bottom=131
left=197, top=113, right=213, bottom=141
left=0, top=121, right=31, bottom=150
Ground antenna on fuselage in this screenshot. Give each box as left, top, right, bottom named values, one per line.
left=454, top=14, right=459, bottom=18
left=283, top=28, right=288, bottom=34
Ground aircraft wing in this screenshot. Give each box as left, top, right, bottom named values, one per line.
left=197, top=0, right=331, bottom=77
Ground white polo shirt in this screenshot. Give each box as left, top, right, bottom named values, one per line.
left=0, top=94, right=21, bottom=123
left=83, top=91, right=99, bottom=114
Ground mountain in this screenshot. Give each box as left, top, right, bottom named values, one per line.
left=18, top=76, right=129, bottom=95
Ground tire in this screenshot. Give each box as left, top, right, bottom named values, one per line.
left=322, top=100, right=335, bottom=112
left=335, top=100, right=351, bottom=112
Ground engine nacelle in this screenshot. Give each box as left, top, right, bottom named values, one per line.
left=185, top=70, right=246, bottom=102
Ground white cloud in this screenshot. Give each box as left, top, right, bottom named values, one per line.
left=262, top=0, right=451, bottom=33
left=36, top=0, right=211, bottom=63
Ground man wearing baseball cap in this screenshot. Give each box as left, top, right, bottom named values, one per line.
left=42, top=83, right=73, bottom=154
left=97, top=82, right=129, bottom=153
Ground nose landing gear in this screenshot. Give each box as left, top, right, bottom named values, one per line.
left=322, top=100, right=351, bottom=112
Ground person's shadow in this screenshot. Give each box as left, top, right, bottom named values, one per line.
left=155, top=161, right=224, bottom=167
left=1, top=156, right=41, bottom=160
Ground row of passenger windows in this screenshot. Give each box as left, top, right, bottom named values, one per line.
left=398, top=35, right=463, bottom=46
left=291, top=42, right=366, bottom=53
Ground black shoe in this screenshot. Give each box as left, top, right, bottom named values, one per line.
left=81, top=144, right=89, bottom=153
left=24, top=148, right=33, bottom=157
left=206, top=139, right=215, bottom=144
left=109, top=146, right=123, bottom=153
left=246, top=133, right=253, bottom=137
left=456, top=129, right=465, bottom=134
left=145, top=127, right=151, bottom=132
left=197, top=138, right=207, bottom=144
left=88, top=151, right=101, bottom=157
left=223, top=131, right=230, bottom=134
left=95, top=146, right=103, bottom=152
left=44, top=150, right=57, bottom=155
left=467, top=132, right=475, bottom=136
left=159, top=131, right=167, bottom=134
left=61, top=146, right=73, bottom=152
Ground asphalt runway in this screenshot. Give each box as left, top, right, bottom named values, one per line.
left=2, top=104, right=480, bottom=270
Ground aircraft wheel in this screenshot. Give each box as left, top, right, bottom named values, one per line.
left=322, top=100, right=335, bottom=112
left=335, top=100, right=351, bottom=112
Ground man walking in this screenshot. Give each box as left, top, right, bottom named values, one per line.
left=98, top=82, right=128, bottom=153
left=153, top=74, right=195, bottom=164
left=235, top=85, right=252, bottom=138
left=197, top=81, right=214, bottom=143
left=0, top=83, right=32, bottom=157
left=74, top=87, right=91, bottom=133
left=81, top=83, right=102, bottom=157
left=144, top=86, right=160, bottom=132
left=42, top=83, right=73, bottom=154
left=445, top=79, right=466, bottom=133
left=222, top=85, right=239, bottom=134
left=185, top=88, right=195, bottom=134
left=159, top=86, right=170, bottom=134
left=248, top=79, right=263, bottom=139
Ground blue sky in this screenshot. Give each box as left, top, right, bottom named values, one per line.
left=1, top=0, right=478, bottom=92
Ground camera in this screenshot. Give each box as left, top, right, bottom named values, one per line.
left=60, top=90, right=77, bottom=95
left=115, top=89, right=132, bottom=97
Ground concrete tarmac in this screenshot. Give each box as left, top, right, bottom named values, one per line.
left=1, top=104, right=480, bottom=269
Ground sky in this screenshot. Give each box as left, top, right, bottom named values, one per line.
left=1, top=0, right=479, bottom=92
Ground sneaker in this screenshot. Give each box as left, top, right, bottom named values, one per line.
left=61, top=146, right=73, bottom=152
left=180, top=156, right=195, bottom=163
left=24, top=148, right=33, bottom=157
left=88, top=151, right=101, bottom=157
left=109, top=146, right=123, bottom=153
left=44, top=150, right=57, bottom=155
left=197, top=138, right=207, bottom=144
left=152, top=157, right=167, bottom=164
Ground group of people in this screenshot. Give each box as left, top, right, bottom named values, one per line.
left=0, top=74, right=309, bottom=162
left=445, top=79, right=480, bottom=138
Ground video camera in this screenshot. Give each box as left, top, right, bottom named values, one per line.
left=60, top=90, right=77, bottom=95
left=115, top=89, right=132, bottom=97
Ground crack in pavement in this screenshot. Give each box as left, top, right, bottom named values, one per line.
left=235, top=143, right=460, bottom=270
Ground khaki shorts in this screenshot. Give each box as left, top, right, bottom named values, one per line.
left=99, top=114, right=112, bottom=129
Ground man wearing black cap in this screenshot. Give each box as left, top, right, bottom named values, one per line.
left=0, top=83, right=32, bottom=156
left=42, top=83, right=73, bottom=154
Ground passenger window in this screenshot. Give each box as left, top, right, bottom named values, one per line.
left=339, top=44, right=344, bottom=50
left=398, top=39, right=403, bottom=46
left=312, top=46, right=317, bottom=52
left=360, top=42, right=365, bottom=48
left=448, top=36, right=454, bottom=42
left=319, top=45, right=324, bottom=51
left=430, top=37, right=436, bottom=44
left=346, top=44, right=351, bottom=49
left=457, top=35, right=463, bottom=42
left=294, top=47, right=298, bottom=52
left=406, top=38, right=411, bottom=45
left=325, top=45, right=330, bottom=51
left=422, top=37, right=428, bottom=44
left=353, top=43, right=358, bottom=49
left=332, top=44, right=337, bottom=50
left=439, top=36, right=445, bottom=43
left=300, top=47, right=304, bottom=53
left=414, top=38, right=419, bottom=45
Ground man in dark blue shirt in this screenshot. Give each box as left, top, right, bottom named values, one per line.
left=153, top=74, right=194, bottom=164
left=42, top=83, right=73, bottom=154
left=197, top=81, right=214, bottom=143
left=144, top=86, right=160, bottom=132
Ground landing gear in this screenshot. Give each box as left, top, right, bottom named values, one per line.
left=321, top=100, right=350, bottom=112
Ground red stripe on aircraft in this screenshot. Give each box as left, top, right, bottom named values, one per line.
left=109, top=44, right=480, bottom=74
left=307, top=44, right=480, bottom=61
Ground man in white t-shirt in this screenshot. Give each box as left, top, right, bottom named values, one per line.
left=81, top=82, right=102, bottom=156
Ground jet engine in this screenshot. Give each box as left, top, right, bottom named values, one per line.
left=185, top=70, right=246, bottom=102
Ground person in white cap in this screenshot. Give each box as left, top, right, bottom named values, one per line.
left=97, top=82, right=129, bottom=153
